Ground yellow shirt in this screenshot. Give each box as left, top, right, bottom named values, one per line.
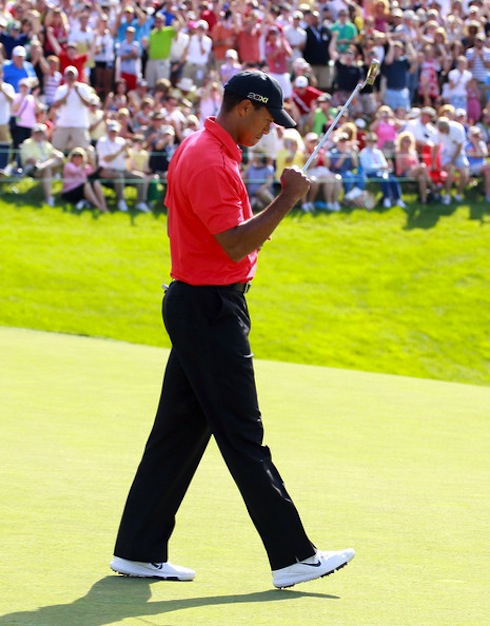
left=127, top=148, right=150, bottom=173
left=275, top=147, right=305, bottom=180
left=20, top=138, right=58, bottom=165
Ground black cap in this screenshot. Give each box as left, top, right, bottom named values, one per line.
left=224, top=70, right=296, bottom=128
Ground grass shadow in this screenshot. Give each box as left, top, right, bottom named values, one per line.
left=0, top=576, right=339, bottom=626
left=403, top=200, right=461, bottom=230
left=468, top=202, right=490, bottom=224
left=403, top=203, right=442, bottom=230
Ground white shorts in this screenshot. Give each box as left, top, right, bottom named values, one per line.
left=469, top=162, right=484, bottom=176
left=441, top=153, right=469, bottom=170
left=308, top=166, right=333, bottom=181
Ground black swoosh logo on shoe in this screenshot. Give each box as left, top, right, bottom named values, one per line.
left=151, top=563, right=163, bottom=569
left=303, top=560, right=322, bottom=567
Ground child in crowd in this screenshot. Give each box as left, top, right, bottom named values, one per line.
left=417, top=43, right=441, bottom=107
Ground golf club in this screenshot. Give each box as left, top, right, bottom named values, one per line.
left=302, top=59, right=380, bottom=173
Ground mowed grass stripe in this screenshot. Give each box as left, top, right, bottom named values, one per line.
left=1, top=327, right=489, bottom=625
left=1, top=195, right=490, bottom=384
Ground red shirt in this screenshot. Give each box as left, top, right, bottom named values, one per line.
left=237, top=28, right=261, bottom=64
left=165, top=117, right=258, bottom=285
left=292, top=86, right=324, bottom=114
left=59, top=51, right=88, bottom=82
left=265, top=41, right=289, bottom=74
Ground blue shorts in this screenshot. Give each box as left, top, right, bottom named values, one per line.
left=383, top=88, right=410, bottom=112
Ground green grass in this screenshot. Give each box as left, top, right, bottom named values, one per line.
left=1, top=183, right=490, bottom=385
left=1, top=327, right=489, bottom=625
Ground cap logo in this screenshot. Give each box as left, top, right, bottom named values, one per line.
left=247, top=91, right=269, bottom=104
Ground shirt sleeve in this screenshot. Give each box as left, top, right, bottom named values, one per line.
left=187, top=163, right=248, bottom=235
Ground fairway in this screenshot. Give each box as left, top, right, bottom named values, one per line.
left=1, top=326, right=489, bottom=626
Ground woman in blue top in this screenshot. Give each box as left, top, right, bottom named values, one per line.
left=327, top=132, right=365, bottom=193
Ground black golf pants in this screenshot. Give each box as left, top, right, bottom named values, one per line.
left=114, top=281, right=315, bottom=570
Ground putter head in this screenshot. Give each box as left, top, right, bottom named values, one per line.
left=365, top=59, right=380, bottom=86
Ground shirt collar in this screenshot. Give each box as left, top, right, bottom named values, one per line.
left=204, top=116, right=243, bottom=164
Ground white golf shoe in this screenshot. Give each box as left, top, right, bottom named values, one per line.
left=110, top=556, right=195, bottom=581
left=272, top=548, right=355, bottom=589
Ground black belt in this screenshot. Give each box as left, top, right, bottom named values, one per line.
left=169, top=280, right=251, bottom=294
left=229, top=282, right=252, bottom=294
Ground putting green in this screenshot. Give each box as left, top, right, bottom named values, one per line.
left=1, top=326, right=489, bottom=625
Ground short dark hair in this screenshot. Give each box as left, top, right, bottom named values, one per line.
left=221, top=90, right=264, bottom=114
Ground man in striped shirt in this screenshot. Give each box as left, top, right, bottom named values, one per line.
left=465, top=32, right=490, bottom=106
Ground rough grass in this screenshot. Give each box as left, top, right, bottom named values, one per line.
left=1, top=182, right=489, bottom=385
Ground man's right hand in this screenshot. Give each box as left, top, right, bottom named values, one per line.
left=280, top=166, right=311, bottom=206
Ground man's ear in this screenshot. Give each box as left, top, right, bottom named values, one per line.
left=237, top=99, right=255, bottom=119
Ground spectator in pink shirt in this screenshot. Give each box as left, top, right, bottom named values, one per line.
left=61, top=146, right=108, bottom=212
left=11, top=77, right=41, bottom=163
left=264, top=26, right=293, bottom=99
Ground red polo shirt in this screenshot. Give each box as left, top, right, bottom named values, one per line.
left=292, top=86, right=324, bottom=114
left=165, top=117, right=258, bottom=285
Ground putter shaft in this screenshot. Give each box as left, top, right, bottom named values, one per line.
left=303, top=59, right=380, bottom=173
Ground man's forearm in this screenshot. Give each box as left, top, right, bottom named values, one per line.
left=214, top=189, right=302, bottom=263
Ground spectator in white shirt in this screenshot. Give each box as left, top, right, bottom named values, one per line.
left=116, top=26, right=143, bottom=92
left=169, top=20, right=190, bottom=86
left=51, top=66, right=93, bottom=152
left=182, top=20, right=213, bottom=87
left=436, top=116, right=470, bottom=204
left=68, top=11, right=95, bottom=82
left=359, top=133, right=405, bottom=209
left=405, top=106, right=439, bottom=155
left=465, top=32, right=490, bottom=106
left=284, top=11, right=307, bottom=67
left=444, top=56, right=472, bottom=110
left=96, top=120, right=150, bottom=213
left=93, top=14, right=116, bottom=100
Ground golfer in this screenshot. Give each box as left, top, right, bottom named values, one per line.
left=110, top=70, right=355, bottom=589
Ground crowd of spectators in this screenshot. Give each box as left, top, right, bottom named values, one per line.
left=2, top=0, right=490, bottom=212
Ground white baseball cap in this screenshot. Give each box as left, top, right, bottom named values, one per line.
left=12, top=45, right=27, bottom=57
left=295, top=75, right=309, bottom=88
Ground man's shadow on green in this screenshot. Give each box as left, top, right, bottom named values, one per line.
left=0, top=576, right=339, bottom=626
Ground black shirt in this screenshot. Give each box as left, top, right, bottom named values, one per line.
left=303, top=25, right=332, bottom=66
